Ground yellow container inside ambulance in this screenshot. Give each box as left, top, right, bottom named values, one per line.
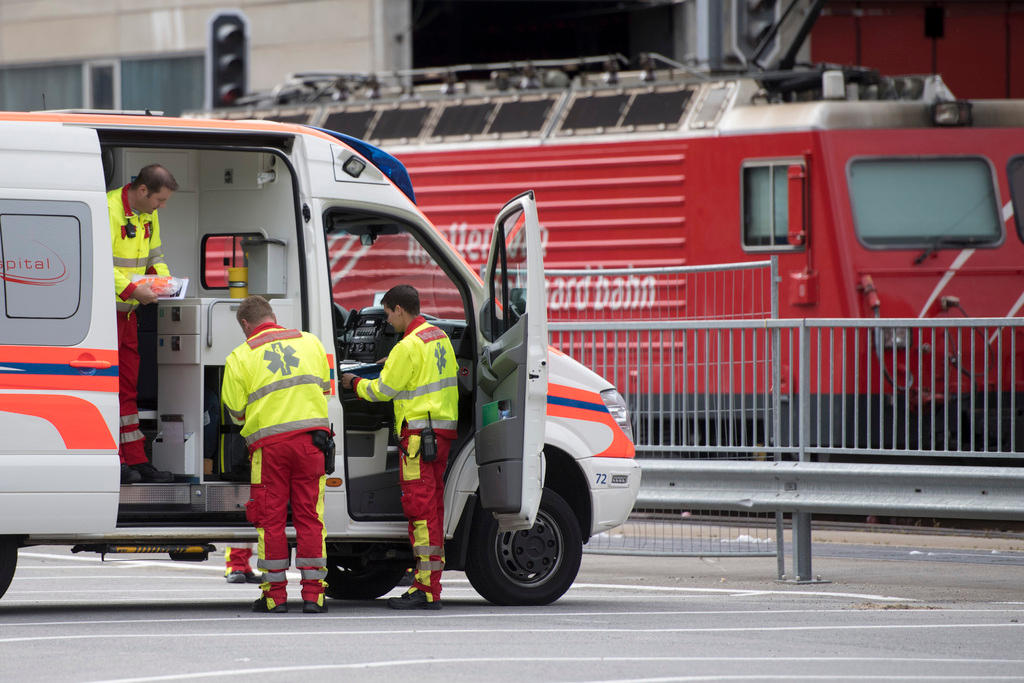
left=0, top=114, right=639, bottom=606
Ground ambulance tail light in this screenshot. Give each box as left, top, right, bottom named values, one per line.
left=601, top=389, right=633, bottom=442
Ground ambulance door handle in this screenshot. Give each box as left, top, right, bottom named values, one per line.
left=69, top=359, right=112, bottom=369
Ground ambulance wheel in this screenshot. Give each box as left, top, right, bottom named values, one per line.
left=0, top=536, right=16, bottom=600
left=324, top=560, right=407, bottom=600
left=466, top=488, right=582, bottom=606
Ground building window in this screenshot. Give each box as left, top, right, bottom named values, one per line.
left=121, top=56, right=204, bottom=116
left=85, top=61, right=119, bottom=110
left=0, top=64, right=83, bottom=111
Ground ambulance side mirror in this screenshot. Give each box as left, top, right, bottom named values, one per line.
left=787, top=163, right=807, bottom=247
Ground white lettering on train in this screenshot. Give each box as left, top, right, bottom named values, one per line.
left=408, top=223, right=657, bottom=312
left=547, top=274, right=657, bottom=312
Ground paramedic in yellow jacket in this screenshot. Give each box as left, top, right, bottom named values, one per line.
left=222, top=296, right=332, bottom=614
left=108, top=164, right=177, bottom=484
left=341, top=284, right=458, bottom=611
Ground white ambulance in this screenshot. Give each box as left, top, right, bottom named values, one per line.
left=0, top=113, right=640, bottom=605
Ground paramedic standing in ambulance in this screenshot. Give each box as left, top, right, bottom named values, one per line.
left=221, top=296, right=332, bottom=614
left=341, top=284, right=458, bottom=610
left=109, top=164, right=178, bottom=484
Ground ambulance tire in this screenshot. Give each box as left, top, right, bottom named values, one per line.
left=0, top=536, right=16, bottom=600
left=465, top=488, right=582, bottom=606
left=324, top=560, right=407, bottom=600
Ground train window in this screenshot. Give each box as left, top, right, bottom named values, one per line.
left=1009, top=156, right=1024, bottom=243
left=741, top=161, right=799, bottom=251
left=849, top=157, right=1002, bottom=248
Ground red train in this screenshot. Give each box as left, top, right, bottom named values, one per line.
left=199, top=63, right=1024, bottom=455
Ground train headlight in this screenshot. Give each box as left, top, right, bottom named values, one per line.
left=933, top=100, right=972, bottom=126
left=601, top=389, right=633, bottom=442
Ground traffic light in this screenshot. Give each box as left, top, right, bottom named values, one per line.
left=207, top=11, right=248, bottom=108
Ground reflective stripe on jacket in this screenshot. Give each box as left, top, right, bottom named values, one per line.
left=355, top=316, right=458, bottom=434
left=221, top=323, right=332, bottom=450
left=107, top=186, right=169, bottom=312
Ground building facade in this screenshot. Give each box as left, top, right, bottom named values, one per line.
left=0, top=0, right=410, bottom=115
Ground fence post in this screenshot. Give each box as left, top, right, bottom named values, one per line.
left=792, top=320, right=820, bottom=582
left=770, top=256, right=785, bottom=579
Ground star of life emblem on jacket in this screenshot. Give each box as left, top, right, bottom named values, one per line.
left=265, top=342, right=299, bottom=376
left=435, top=344, right=447, bottom=375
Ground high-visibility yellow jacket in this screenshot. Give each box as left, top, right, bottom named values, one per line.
left=354, top=316, right=458, bottom=435
left=222, top=323, right=332, bottom=451
left=107, top=185, right=169, bottom=312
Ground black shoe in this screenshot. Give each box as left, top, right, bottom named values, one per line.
left=226, top=571, right=263, bottom=584
left=120, top=463, right=141, bottom=484
left=131, top=462, right=173, bottom=483
left=252, top=596, right=287, bottom=613
left=387, top=589, right=441, bottom=611
left=303, top=600, right=328, bottom=614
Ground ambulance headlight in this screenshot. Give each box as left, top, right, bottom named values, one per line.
left=600, top=389, right=633, bottom=442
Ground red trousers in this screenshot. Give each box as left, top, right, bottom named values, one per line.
left=248, top=433, right=327, bottom=605
left=399, top=431, right=453, bottom=602
left=116, top=311, right=146, bottom=465
left=225, top=546, right=254, bottom=575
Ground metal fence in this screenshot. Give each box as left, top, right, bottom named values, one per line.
left=548, top=260, right=783, bottom=559
left=547, top=260, right=1024, bottom=579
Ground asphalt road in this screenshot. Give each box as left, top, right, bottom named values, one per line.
left=1, top=534, right=1023, bottom=683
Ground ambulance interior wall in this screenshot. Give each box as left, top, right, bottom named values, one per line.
left=109, top=147, right=299, bottom=479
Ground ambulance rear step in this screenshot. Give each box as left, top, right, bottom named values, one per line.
left=118, top=483, right=250, bottom=513
left=71, top=543, right=216, bottom=562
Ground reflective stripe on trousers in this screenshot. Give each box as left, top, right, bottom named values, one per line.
left=116, top=311, right=147, bottom=465
left=400, top=433, right=450, bottom=602
left=251, top=435, right=327, bottom=604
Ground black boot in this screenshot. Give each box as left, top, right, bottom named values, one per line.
left=120, top=463, right=141, bottom=484
left=386, top=589, right=441, bottom=610
left=131, top=462, right=173, bottom=483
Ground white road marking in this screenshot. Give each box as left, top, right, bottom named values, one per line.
left=80, top=656, right=1024, bottom=683
left=569, top=581, right=913, bottom=602
left=12, top=574, right=232, bottom=580
left=1, top=622, right=1021, bottom=645
left=6, top=608, right=1023, bottom=629
left=16, top=551, right=917, bottom=602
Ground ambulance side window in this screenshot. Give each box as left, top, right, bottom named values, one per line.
left=0, top=200, right=91, bottom=346
left=323, top=210, right=466, bottom=322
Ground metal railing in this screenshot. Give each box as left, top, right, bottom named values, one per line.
left=548, top=259, right=1024, bottom=579
left=549, top=260, right=783, bottom=559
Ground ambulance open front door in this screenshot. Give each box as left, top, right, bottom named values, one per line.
left=475, top=191, right=548, bottom=532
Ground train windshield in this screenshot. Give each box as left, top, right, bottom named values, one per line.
left=848, top=157, right=1002, bottom=248
left=1009, top=156, right=1024, bottom=243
